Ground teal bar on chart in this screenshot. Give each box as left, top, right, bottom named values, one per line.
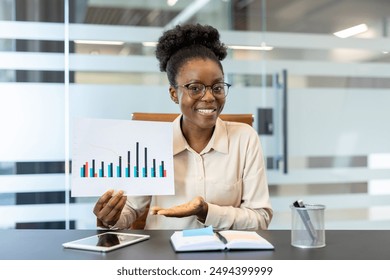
left=134, top=166, right=138, bottom=177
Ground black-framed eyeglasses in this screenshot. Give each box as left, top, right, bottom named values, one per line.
left=176, top=82, right=231, bottom=100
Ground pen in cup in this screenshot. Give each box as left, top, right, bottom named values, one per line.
left=293, top=200, right=317, bottom=243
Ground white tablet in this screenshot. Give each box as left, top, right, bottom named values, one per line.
left=62, top=232, right=150, bottom=252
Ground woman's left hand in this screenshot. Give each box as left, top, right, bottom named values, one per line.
left=150, top=196, right=208, bottom=222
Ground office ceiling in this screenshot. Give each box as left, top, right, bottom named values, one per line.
left=266, top=0, right=390, bottom=35
left=80, top=0, right=390, bottom=37
left=83, top=5, right=179, bottom=27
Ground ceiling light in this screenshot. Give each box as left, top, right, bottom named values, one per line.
left=228, top=42, right=274, bottom=51
left=74, top=40, right=125, bottom=45
left=142, top=42, right=158, bottom=47
left=167, top=0, right=178, bottom=6
left=333, top=24, right=368, bottom=38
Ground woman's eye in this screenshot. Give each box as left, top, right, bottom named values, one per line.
left=189, top=85, right=201, bottom=92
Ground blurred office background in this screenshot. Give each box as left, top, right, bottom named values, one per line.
left=0, top=0, right=389, bottom=230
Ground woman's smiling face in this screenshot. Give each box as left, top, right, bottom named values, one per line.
left=170, top=58, right=226, bottom=132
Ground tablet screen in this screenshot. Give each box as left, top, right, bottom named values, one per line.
left=63, top=232, right=150, bottom=252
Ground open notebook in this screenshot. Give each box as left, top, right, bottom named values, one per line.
left=170, top=227, right=274, bottom=252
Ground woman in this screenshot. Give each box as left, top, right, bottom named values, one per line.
left=93, top=23, right=272, bottom=230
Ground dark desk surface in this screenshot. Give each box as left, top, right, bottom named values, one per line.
left=0, top=229, right=389, bottom=260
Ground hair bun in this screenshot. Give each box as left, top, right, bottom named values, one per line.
left=156, top=24, right=227, bottom=72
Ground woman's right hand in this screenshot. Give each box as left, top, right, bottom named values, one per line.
left=93, top=189, right=127, bottom=228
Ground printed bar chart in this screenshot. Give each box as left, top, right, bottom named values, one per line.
left=79, top=142, right=167, bottom=178
left=72, top=118, right=174, bottom=197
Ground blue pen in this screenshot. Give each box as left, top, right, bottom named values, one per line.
left=293, top=200, right=317, bottom=243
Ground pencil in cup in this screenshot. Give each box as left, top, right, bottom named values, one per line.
left=290, top=203, right=326, bottom=248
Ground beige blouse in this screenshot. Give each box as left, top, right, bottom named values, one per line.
left=114, top=115, right=273, bottom=230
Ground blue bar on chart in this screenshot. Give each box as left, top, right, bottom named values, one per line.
left=125, top=151, right=130, bottom=178
left=151, top=159, right=156, bottom=177
left=100, top=161, right=104, bottom=177
left=135, top=142, right=139, bottom=177
left=116, top=156, right=122, bottom=177
left=144, top=147, right=148, bottom=177
left=79, top=142, right=167, bottom=178
left=108, top=163, right=113, bottom=177
left=160, top=161, right=166, bottom=177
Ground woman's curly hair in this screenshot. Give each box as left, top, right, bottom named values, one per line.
left=155, top=23, right=228, bottom=86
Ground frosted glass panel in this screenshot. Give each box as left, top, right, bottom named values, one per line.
left=0, top=52, right=64, bottom=70
left=69, top=84, right=178, bottom=120
left=289, top=89, right=390, bottom=156
left=0, top=21, right=64, bottom=40
left=0, top=84, right=64, bottom=161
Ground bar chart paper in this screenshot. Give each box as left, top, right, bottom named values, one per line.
left=71, top=118, right=174, bottom=197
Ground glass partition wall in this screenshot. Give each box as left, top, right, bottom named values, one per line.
left=1, top=0, right=389, bottom=229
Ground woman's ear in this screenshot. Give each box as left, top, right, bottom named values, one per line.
left=169, top=86, right=179, bottom=104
